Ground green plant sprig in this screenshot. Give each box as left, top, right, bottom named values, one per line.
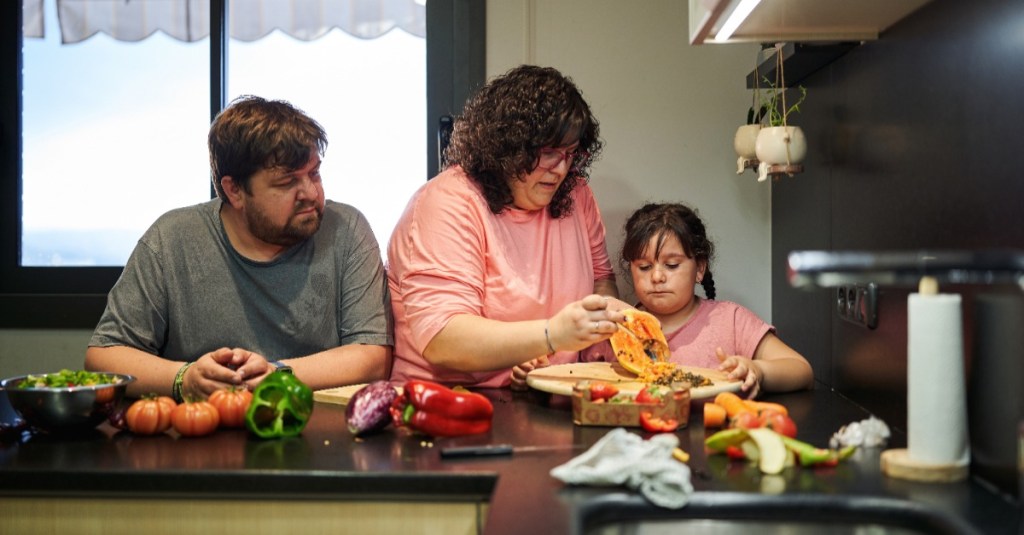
left=760, top=78, right=807, bottom=127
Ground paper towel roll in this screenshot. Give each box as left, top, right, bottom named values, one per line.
left=907, top=292, right=970, bottom=466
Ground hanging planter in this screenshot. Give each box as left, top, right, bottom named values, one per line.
left=750, top=44, right=808, bottom=182
left=734, top=105, right=763, bottom=174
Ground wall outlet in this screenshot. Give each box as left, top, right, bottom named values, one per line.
left=836, top=284, right=878, bottom=329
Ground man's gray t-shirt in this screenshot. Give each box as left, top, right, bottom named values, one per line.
left=90, top=199, right=392, bottom=362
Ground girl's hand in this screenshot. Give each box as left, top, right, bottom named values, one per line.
left=510, top=355, right=550, bottom=391
left=716, top=347, right=764, bottom=399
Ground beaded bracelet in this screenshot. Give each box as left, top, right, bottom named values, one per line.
left=171, top=362, right=194, bottom=403
left=544, top=319, right=556, bottom=355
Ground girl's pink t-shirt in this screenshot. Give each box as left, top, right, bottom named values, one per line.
left=662, top=298, right=773, bottom=368
left=585, top=298, right=773, bottom=369
left=386, top=166, right=615, bottom=387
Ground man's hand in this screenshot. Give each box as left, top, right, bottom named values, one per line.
left=183, top=347, right=274, bottom=398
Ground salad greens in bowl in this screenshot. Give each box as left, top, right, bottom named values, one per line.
left=1, top=369, right=135, bottom=434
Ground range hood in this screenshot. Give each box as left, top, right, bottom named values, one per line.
left=690, top=0, right=933, bottom=45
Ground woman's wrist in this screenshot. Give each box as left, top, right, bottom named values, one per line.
left=544, top=319, right=557, bottom=354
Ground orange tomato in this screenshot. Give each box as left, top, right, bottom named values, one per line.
left=171, top=400, right=220, bottom=437
left=125, top=395, right=177, bottom=435
left=208, top=387, right=253, bottom=428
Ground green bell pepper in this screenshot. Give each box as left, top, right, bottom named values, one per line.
left=245, top=369, right=314, bottom=439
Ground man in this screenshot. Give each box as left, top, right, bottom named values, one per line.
left=86, top=96, right=392, bottom=400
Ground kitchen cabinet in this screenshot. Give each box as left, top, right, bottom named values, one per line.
left=690, top=0, right=933, bottom=45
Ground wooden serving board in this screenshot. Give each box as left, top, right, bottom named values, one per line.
left=526, top=362, right=741, bottom=400
left=314, top=384, right=402, bottom=406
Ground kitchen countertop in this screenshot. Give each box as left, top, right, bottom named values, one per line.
left=0, top=385, right=1019, bottom=534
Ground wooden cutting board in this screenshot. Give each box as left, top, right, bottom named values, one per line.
left=314, top=384, right=402, bottom=406
left=526, top=362, right=741, bottom=400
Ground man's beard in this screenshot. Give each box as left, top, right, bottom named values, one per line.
left=246, top=202, right=324, bottom=247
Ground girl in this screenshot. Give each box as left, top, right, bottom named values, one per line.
left=618, top=202, right=813, bottom=397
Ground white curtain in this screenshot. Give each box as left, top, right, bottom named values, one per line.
left=24, top=0, right=426, bottom=43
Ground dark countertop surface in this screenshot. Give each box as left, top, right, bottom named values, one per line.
left=1, top=384, right=1020, bottom=534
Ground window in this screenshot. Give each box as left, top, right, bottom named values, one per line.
left=0, top=0, right=484, bottom=327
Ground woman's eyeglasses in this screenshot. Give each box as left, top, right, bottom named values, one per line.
left=537, top=147, right=588, bottom=170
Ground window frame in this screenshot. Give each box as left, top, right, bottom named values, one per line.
left=0, top=0, right=484, bottom=328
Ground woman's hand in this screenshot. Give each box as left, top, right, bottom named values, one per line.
left=510, top=355, right=550, bottom=391
left=716, top=347, right=764, bottom=399
left=546, top=294, right=626, bottom=353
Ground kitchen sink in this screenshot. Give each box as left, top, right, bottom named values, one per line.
left=574, top=492, right=981, bottom=535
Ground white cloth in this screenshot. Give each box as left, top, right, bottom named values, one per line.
left=550, top=428, right=694, bottom=509
left=830, top=416, right=891, bottom=449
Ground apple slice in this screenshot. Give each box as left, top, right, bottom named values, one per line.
left=746, top=428, right=787, bottom=475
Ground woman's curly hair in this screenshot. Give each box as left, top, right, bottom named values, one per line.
left=620, top=203, right=717, bottom=300
left=445, top=65, right=603, bottom=219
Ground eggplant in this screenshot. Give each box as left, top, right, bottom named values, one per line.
left=346, top=381, right=398, bottom=436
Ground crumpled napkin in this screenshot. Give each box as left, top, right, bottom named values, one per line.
left=830, top=416, right=891, bottom=449
left=550, top=428, right=693, bottom=509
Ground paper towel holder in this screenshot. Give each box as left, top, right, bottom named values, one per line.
left=878, top=276, right=970, bottom=483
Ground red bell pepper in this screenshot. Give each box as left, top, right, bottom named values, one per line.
left=390, top=380, right=494, bottom=437
left=639, top=411, right=679, bottom=433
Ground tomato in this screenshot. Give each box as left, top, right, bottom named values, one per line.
left=724, top=445, right=747, bottom=460
left=759, top=409, right=798, bottom=438
left=208, top=387, right=253, bottom=428
left=635, top=385, right=668, bottom=405
left=730, top=411, right=762, bottom=430
left=125, top=396, right=177, bottom=435
left=639, top=411, right=679, bottom=433
left=589, top=381, right=619, bottom=402
left=171, top=400, right=220, bottom=437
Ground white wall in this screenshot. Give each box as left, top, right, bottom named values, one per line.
left=0, top=1, right=772, bottom=379
left=487, top=0, right=769, bottom=312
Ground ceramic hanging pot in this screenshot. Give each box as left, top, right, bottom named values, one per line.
left=755, top=126, right=806, bottom=181
left=733, top=124, right=761, bottom=174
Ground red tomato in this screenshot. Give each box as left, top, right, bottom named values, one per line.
left=171, top=400, right=220, bottom=437
left=639, top=411, right=679, bottom=433
left=635, top=385, right=668, bottom=405
left=730, top=411, right=763, bottom=430
left=208, top=387, right=253, bottom=428
left=724, top=445, right=747, bottom=460
left=759, top=409, right=798, bottom=438
left=125, top=396, right=177, bottom=435
left=589, top=381, right=619, bottom=402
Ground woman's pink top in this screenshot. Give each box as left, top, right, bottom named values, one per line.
left=585, top=298, right=773, bottom=369
left=386, top=166, right=615, bottom=387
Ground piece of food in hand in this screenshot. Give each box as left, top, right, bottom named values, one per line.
left=390, top=380, right=493, bottom=437
left=611, top=308, right=670, bottom=375
left=346, top=381, right=399, bottom=436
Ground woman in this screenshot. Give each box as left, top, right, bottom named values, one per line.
left=387, top=65, right=624, bottom=388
